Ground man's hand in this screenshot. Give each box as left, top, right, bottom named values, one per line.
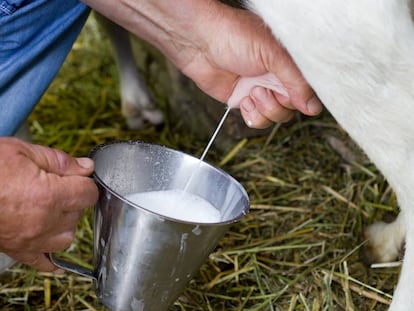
left=0, top=138, right=98, bottom=271
left=81, top=0, right=322, bottom=129
left=178, top=4, right=323, bottom=128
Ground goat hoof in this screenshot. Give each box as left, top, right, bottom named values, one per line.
left=363, top=221, right=403, bottom=264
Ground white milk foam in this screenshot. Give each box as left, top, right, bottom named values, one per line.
left=125, top=189, right=221, bottom=223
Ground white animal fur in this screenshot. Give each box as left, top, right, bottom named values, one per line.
left=365, top=212, right=405, bottom=263
left=247, top=0, right=414, bottom=309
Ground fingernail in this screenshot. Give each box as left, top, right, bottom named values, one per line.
left=306, top=96, right=323, bottom=115
left=53, top=268, right=65, bottom=275
left=76, top=157, right=94, bottom=169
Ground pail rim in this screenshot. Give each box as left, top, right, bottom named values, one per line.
left=88, top=140, right=250, bottom=226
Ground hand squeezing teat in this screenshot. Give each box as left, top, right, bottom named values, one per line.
left=199, top=72, right=288, bottom=161
left=226, top=72, right=289, bottom=127
left=227, top=72, right=289, bottom=109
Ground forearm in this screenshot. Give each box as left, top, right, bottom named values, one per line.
left=82, top=0, right=323, bottom=124
left=82, top=0, right=223, bottom=69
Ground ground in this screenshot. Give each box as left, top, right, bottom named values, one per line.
left=0, top=17, right=400, bottom=311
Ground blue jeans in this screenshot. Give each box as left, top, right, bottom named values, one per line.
left=0, top=0, right=90, bottom=135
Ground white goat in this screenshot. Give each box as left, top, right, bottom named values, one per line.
left=98, top=1, right=413, bottom=308
left=248, top=0, right=414, bottom=309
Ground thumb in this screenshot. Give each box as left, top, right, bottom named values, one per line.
left=24, top=143, right=94, bottom=177
left=259, top=35, right=322, bottom=115
left=268, top=58, right=322, bottom=116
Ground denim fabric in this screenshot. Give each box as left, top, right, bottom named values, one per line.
left=0, top=0, right=90, bottom=135
left=0, top=0, right=28, bottom=16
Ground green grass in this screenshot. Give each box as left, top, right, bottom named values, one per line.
left=0, top=17, right=400, bottom=311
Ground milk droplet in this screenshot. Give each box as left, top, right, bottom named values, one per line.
left=192, top=225, right=202, bottom=235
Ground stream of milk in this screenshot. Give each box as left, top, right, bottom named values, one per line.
left=183, top=106, right=231, bottom=192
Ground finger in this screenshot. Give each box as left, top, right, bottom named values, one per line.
left=261, top=40, right=323, bottom=115
left=24, top=142, right=94, bottom=177
left=287, top=90, right=323, bottom=116
left=8, top=252, right=62, bottom=272
left=8, top=227, right=77, bottom=254
left=239, top=97, right=282, bottom=129
left=37, top=211, right=83, bottom=244
left=37, top=230, right=76, bottom=252
left=239, top=94, right=294, bottom=129
left=49, top=175, right=98, bottom=212
left=269, top=66, right=323, bottom=116
left=23, top=211, right=82, bottom=250
left=250, top=86, right=295, bottom=123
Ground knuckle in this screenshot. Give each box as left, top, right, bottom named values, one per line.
left=33, top=146, right=74, bottom=175
left=51, top=149, right=73, bottom=172
left=21, top=254, right=43, bottom=267
left=21, top=223, right=45, bottom=243
left=61, top=234, right=75, bottom=250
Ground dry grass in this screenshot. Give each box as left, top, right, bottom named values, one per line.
left=0, top=17, right=400, bottom=310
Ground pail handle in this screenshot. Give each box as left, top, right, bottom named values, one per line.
left=48, top=253, right=97, bottom=280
